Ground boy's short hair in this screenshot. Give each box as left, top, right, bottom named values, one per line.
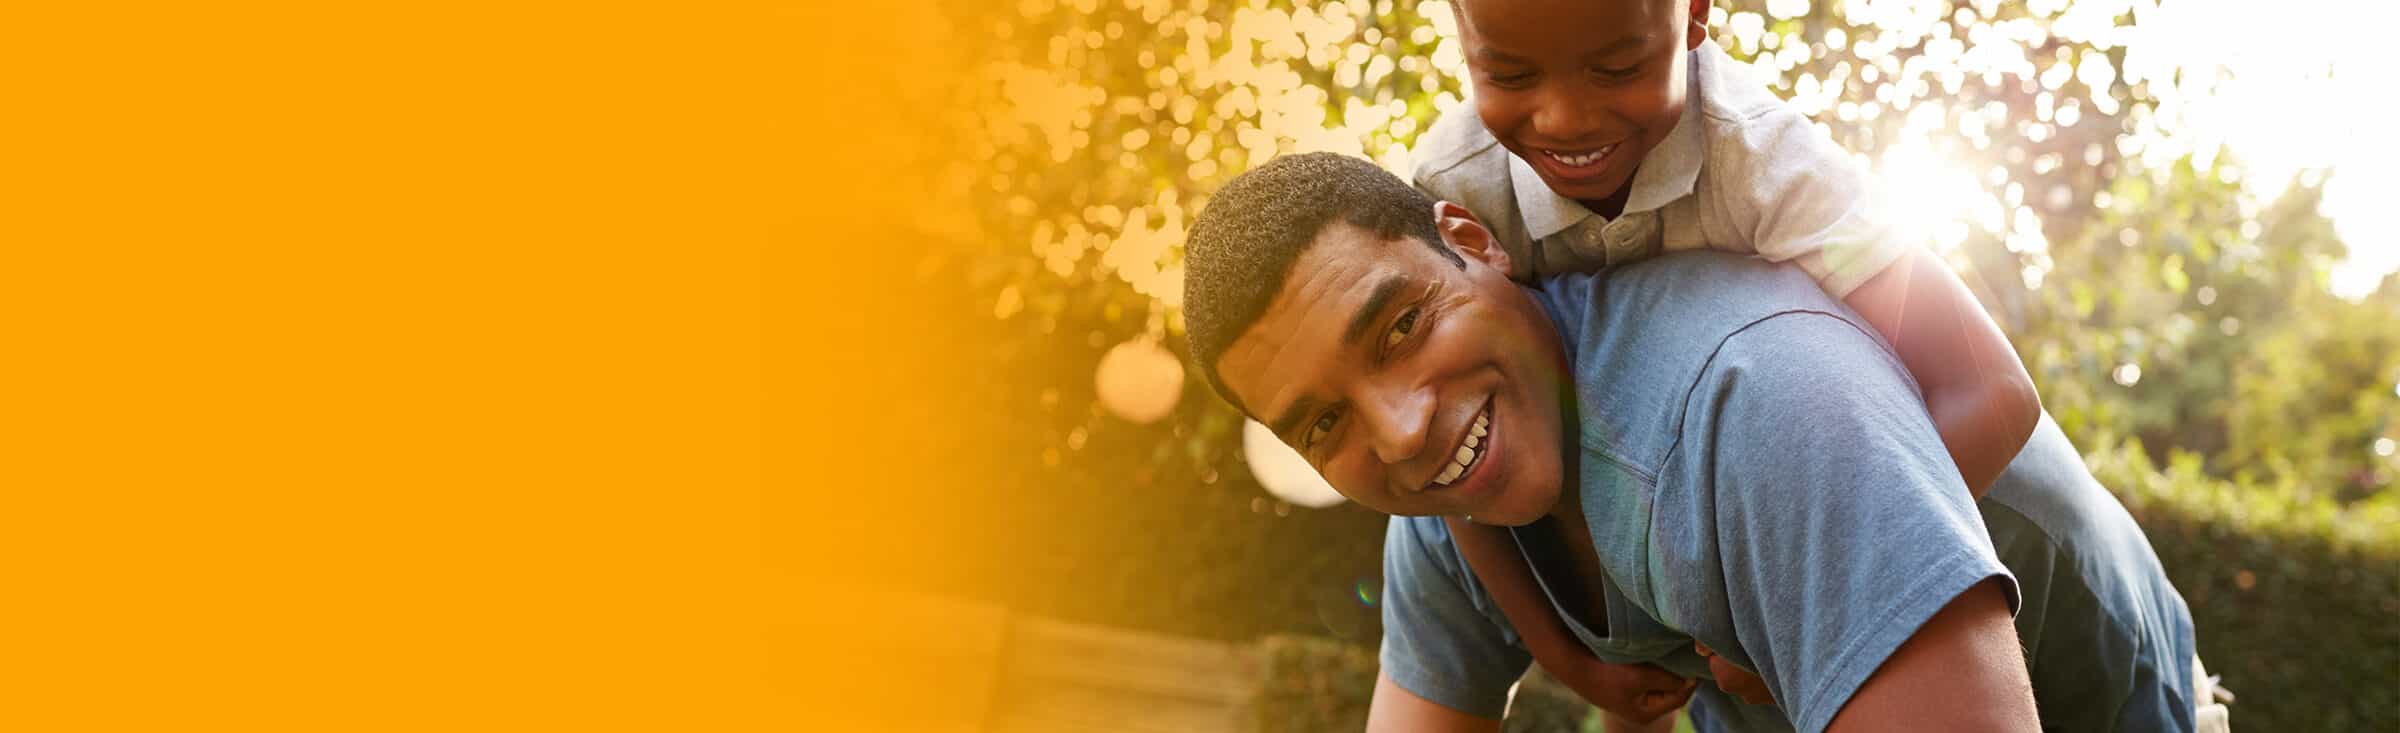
left=1182, top=152, right=1460, bottom=412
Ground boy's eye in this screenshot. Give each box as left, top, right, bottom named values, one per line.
left=1384, top=308, right=1420, bottom=351
left=1305, top=408, right=1341, bottom=449
left=1486, top=72, right=1534, bottom=88
left=1596, top=64, right=1640, bottom=79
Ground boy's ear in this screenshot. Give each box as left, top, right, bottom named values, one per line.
left=1433, top=200, right=1509, bottom=273
left=1685, top=0, right=1709, bottom=50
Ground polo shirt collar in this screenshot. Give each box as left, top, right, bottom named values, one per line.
left=1503, top=60, right=1707, bottom=242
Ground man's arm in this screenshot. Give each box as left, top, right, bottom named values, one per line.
left=1678, top=312, right=2026, bottom=733
left=1373, top=517, right=1533, bottom=723
left=1825, top=578, right=2036, bottom=732
left=1841, top=248, right=2041, bottom=499
left=1368, top=671, right=1502, bottom=733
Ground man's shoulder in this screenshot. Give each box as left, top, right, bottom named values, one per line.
left=1543, top=252, right=1861, bottom=355
left=1539, top=253, right=1900, bottom=464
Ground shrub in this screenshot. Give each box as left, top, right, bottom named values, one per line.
left=2089, top=441, right=2400, bottom=731
left=1253, top=634, right=1594, bottom=732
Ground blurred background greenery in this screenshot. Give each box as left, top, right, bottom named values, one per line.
left=891, top=0, right=2398, bottom=729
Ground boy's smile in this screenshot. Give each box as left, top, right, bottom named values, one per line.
left=1454, top=0, right=1708, bottom=215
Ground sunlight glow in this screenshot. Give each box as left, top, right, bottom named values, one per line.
left=1877, top=142, right=1985, bottom=254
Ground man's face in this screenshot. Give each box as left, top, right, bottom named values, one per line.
left=1215, top=207, right=1569, bottom=526
left=1457, top=0, right=1705, bottom=204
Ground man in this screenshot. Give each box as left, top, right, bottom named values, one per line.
left=1181, top=153, right=2201, bottom=732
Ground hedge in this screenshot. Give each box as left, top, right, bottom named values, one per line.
left=1253, top=634, right=1606, bottom=732
left=2089, top=441, right=2400, bottom=731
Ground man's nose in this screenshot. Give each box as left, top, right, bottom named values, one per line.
left=1356, top=382, right=1435, bottom=465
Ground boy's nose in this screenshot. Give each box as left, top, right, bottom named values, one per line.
left=1358, top=382, right=1434, bottom=466
left=1531, top=84, right=1607, bottom=143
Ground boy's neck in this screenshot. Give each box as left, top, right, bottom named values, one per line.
left=1574, top=165, right=1639, bottom=220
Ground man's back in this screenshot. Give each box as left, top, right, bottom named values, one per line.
left=1539, top=251, right=2198, bottom=730
left=1379, top=252, right=2197, bottom=731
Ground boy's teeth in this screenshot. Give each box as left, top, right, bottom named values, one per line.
left=1546, top=145, right=1615, bottom=167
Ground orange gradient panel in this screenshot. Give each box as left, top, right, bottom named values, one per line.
left=2, top=0, right=858, bottom=729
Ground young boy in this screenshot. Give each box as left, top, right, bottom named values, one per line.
left=1410, top=0, right=2044, bottom=726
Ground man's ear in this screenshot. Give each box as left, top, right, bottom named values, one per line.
left=1685, top=0, right=1710, bottom=51
left=1433, top=200, right=1509, bottom=274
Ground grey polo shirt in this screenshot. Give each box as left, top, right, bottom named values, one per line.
left=1411, top=40, right=1909, bottom=298
left=1377, top=253, right=2200, bottom=732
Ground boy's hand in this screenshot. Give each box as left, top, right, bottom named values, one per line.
left=1695, top=642, right=1774, bottom=705
left=1556, top=657, right=1696, bottom=724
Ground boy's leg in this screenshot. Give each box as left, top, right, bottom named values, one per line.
left=2193, top=655, right=2231, bottom=733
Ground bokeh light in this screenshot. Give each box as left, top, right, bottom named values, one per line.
left=1094, top=337, right=1184, bottom=424
left=1244, top=418, right=1345, bottom=508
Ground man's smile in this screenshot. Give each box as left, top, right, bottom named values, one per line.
left=1420, top=396, right=1478, bottom=487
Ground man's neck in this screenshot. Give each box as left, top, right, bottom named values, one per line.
left=1541, top=352, right=1583, bottom=529
left=1506, top=282, right=1582, bottom=528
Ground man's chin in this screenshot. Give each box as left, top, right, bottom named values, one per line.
left=1467, top=483, right=1558, bottom=527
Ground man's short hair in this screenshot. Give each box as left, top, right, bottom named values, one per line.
left=1182, top=152, right=1460, bottom=412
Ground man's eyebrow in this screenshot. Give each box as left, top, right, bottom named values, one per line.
left=1269, top=395, right=1318, bottom=444
left=1267, top=275, right=1409, bottom=444
left=1342, top=275, right=1412, bottom=346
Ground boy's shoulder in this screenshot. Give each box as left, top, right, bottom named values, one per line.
left=1407, top=105, right=1537, bottom=276
left=1687, top=39, right=1791, bottom=129
left=1408, top=103, right=1509, bottom=194
left=1684, top=40, right=1864, bottom=193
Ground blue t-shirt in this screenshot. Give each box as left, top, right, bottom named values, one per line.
left=1377, top=252, right=2197, bottom=732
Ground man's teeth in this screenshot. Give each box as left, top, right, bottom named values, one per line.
left=1545, top=145, right=1615, bottom=168
left=1433, top=411, right=1493, bottom=487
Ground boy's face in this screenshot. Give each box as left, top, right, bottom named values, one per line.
left=1213, top=205, right=1570, bottom=527
left=1456, top=0, right=1708, bottom=205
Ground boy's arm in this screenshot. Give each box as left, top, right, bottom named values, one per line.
left=1716, top=101, right=2037, bottom=499
left=1444, top=517, right=1696, bottom=723
left=1839, top=248, right=2040, bottom=498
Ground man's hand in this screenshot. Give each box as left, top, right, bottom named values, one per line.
left=1552, top=657, right=1696, bottom=724
left=1695, top=642, right=1774, bottom=705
